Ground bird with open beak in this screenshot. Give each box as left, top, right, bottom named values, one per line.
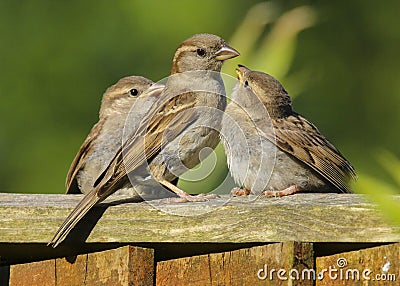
left=221, top=65, right=356, bottom=197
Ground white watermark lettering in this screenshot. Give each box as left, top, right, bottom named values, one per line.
left=257, top=257, right=397, bottom=282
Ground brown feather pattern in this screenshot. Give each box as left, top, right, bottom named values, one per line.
left=65, top=122, right=103, bottom=192
left=266, top=113, right=357, bottom=193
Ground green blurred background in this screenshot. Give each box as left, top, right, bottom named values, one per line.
left=1, top=0, right=399, bottom=210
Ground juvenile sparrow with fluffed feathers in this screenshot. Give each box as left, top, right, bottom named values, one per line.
left=49, top=34, right=239, bottom=247
left=221, top=65, right=356, bottom=197
left=66, top=76, right=164, bottom=196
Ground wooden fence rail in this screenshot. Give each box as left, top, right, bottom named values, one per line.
left=0, top=193, right=399, bottom=285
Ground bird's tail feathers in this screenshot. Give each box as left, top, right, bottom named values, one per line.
left=48, top=191, right=101, bottom=248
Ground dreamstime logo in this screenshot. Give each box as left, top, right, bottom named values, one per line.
left=257, top=257, right=397, bottom=282
left=121, top=71, right=276, bottom=215
left=336, top=257, right=347, bottom=268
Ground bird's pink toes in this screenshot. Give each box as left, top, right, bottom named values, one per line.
left=262, top=185, right=300, bottom=197
left=230, top=187, right=251, bottom=196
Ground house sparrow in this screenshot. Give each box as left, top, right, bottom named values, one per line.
left=49, top=34, right=239, bottom=247
left=66, top=76, right=165, bottom=197
left=220, top=65, right=356, bottom=197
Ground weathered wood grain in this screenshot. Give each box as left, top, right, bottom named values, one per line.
left=8, top=245, right=154, bottom=286
left=316, top=243, right=399, bottom=286
left=9, top=259, right=55, bottom=286
left=0, top=193, right=399, bottom=244
left=156, top=242, right=314, bottom=286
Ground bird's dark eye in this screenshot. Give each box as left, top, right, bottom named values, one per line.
left=196, top=48, right=206, bottom=57
left=244, top=81, right=249, bottom=87
left=129, top=88, right=139, bottom=97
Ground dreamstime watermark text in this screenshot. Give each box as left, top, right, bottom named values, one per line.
left=257, top=258, right=397, bottom=282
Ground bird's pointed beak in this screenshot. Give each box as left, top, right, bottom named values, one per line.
left=235, top=64, right=250, bottom=84
left=141, top=82, right=165, bottom=98
left=215, top=43, right=240, bottom=61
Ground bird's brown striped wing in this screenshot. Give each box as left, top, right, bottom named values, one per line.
left=259, top=113, right=357, bottom=192
left=96, top=91, right=198, bottom=198
left=65, top=121, right=104, bottom=193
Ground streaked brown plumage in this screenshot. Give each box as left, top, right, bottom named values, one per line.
left=221, top=65, right=356, bottom=196
left=49, top=34, right=239, bottom=247
left=65, top=76, right=164, bottom=195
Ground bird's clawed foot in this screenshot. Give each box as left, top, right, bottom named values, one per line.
left=262, top=185, right=300, bottom=197
left=230, top=187, right=251, bottom=196
left=157, top=179, right=219, bottom=203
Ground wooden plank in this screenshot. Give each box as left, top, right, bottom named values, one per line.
left=83, top=246, right=154, bottom=285
left=8, top=245, right=154, bottom=286
left=55, top=255, right=87, bottom=285
left=156, top=242, right=314, bottom=286
left=0, top=193, right=399, bottom=245
left=316, top=242, right=399, bottom=285
left=9, top=259, right=55, bottom=286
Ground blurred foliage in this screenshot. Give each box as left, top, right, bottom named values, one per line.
left=355, top=151, right=400, bottom=226
left=0, top=0, right=399, bottom=208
